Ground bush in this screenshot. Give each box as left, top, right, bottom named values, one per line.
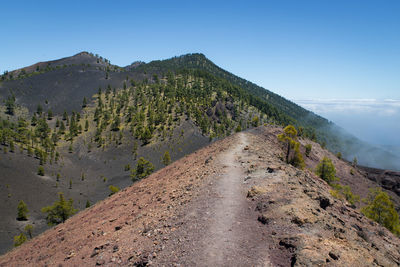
left=361, top=188, right=400, bottom=236
left=341, top=185, right=360, bottom=205
left=277, top=125, right=297, bottom=164
left=330, top=184, right=360, bottom=205
left=37, top=166, right=45, bottom=176
left=291, top=142, right=305, bottom=169
left=251, top=116, right=259, bottom=127
left=13, top=233, right=27, bottom=247
left=109, top=185, right=120, bottom=196
left=24, top=224, right=33, bottom=239
left=17, top=200, right=29, bottom=221
left=41, top=192, right=77, bottom=225
left=131, top=157, right=154, bottom=181
left=162, top=151, right=171, bottom=166
left=315, top=157, right=337, bottom=185
left=235, top=125, right=242, bottom=132
left=305, top=144, right=312, bottom=157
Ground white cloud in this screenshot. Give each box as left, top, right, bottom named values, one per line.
left=294, top=99, right=400, bottom=116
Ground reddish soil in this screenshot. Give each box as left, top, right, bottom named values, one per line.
left=1, top=126, right=400, bottom=266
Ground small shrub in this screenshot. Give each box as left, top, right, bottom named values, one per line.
left=162, top=151, right=171, bottom=166
left=24, top=224, right=33, bottom=239
left=17, top=200, right=29, bottom=221
left=37, top=166, right=45, bottom=176
left=13, top=233, right=27, bottom=247
left=131, top=157, right=154, bottom=181
left=305, top=144, right=312, bottom=157
left=109, top=185, right=120, bottom=196
left=291, top=142, right=305, bottom=169
left=315, top=157, right=337, bottom=185
left=41, top=192, right=77, bottom=225
left=361, top=188, right=400, bottom=236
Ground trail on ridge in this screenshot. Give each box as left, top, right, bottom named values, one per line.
left=154, top=133, right=272, bottom=266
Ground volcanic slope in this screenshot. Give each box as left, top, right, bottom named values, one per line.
left=1, top=52, right=399, bottom=169
left=1, top=126, right=399, bottom=266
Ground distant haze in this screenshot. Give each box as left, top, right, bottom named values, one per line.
left=295, top=99, right=400, bottom=166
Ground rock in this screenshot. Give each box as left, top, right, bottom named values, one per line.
left=319, top=197, right=330, bottom=210
left=115, top=226, right=122, bottom=231
left=382, top=177, right=397, bottom=189
left=279, top=238, right=297, bottom=250
left=291, top=216, right=305, bottom=226
left=247, top=186, right=266, bottom=198
left=329, top=251, right=339, bottom=260
left=257, top=214, right=270, bottom=225
left=244, top=146, right=249, bottom=151
left=266, top=167, right=275, bottom=173
left=64, top=252, right=75, bottom=260
left=96, top=259, right=105, bottom=265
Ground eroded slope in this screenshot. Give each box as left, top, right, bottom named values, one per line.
left=1, top=127, right=399, bottom=266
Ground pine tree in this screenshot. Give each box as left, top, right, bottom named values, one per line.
left=47, top=109, right=53, bottom=120
left=17, top=200, right=29, bottom=221
left=141, top=127, right=152, bottom=144
left=291, top=142, right=305, bottom=169
left=41, top=192, right=77, bottom=225
left=85, top=120, right=89, bottom=131
left=315, top=157, right=337, bottom=185
left=5, top=95, right=16, bottom=115
left=162, top=151, right=171, bottom=166
left=131, top=157, right=154, bottom=181
left=361, top=188, right=400, bottom=236
left=277, top=125, right=297, bottom=164
left=82, top=97, right=88, bottom=108
left=24, top=224, right=33, bottom=239
left=37, top=166, right=45, bottom=176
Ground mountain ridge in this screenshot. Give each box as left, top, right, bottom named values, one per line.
left=1, top=51, right=399, bottom=170
left=1, top=127, right=399, bottom=266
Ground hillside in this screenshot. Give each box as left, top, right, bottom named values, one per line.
left=1, top=127, right=399, bottom=266
left=0, top=52, right=399, bottom=256
left=1, top=52, right=399, bottom=169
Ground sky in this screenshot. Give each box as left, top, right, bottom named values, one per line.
left=1, top=0, right=399, bottom=147
left=1, top=0, right=399, bottom=100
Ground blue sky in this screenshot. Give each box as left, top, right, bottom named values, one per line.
left=1, top=0, right=400, bottom=100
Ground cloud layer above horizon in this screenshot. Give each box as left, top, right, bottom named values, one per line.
left=295, top=99, right=400, bottom=116
left=294, top=99, right=400, bottom=147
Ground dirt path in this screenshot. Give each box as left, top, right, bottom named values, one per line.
left=201, top=133, right=270, bottom=266
left=154, top=133, right=271, bottom=266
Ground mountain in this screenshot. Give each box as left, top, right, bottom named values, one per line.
left=0, top=128, right=399, bottom=266
left=1, top=52, right=399, bottom=169
left=0, top=52, right=399, bottom=256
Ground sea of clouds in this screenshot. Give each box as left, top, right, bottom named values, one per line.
left=295, top=98, right=400, bottom=148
